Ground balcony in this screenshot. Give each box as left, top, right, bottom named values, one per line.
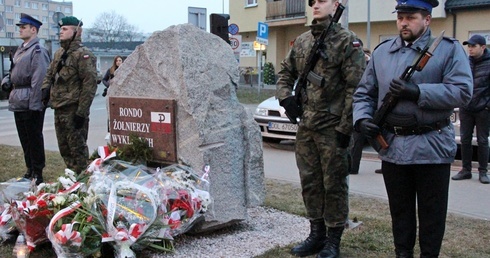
left=266, top=0, right=306, bottom=25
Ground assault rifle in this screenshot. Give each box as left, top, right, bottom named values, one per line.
left=283, top=3, right=345, bottom=124
left=369, top=30, right=445, bottom=151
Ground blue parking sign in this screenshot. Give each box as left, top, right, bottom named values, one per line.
left=256, top=22, right=268, bottom=45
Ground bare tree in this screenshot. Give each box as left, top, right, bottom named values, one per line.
left=85, top=11, right=143, bottom=44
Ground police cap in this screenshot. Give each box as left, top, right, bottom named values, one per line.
left=16, top=13, right=42, bottom=29
left=394, top=0, right=439, bottom=13
left=59, top=16, right=83, bottom=27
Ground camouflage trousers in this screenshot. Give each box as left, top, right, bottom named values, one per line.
left=54, top=105, right=89, bottom=174
left=295, top=125, right=349, bottom=227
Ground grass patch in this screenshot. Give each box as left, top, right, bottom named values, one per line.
left=236, top=86, right=275, bottom=104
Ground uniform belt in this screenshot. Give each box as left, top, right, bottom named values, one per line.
left=13, top=84, right=31, bottom=89
left=384, top=118, right=450, bottom=136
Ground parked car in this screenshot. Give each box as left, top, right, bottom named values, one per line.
left=253, top=96, right=297, bottom=143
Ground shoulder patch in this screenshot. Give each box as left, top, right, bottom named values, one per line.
left=34, top=44, right=41, bottom=52
left=352, top=40, right=362, bottom=48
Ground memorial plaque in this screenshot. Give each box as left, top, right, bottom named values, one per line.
left=109, top=97, right=177, bottom=163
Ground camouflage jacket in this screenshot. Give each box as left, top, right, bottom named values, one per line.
left=42, top=37, right=97, bottom=118
left=276, top=17, right=365, bottom=135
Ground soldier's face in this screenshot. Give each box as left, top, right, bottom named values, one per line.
left=18, top=25, right=36, bottom=41
left=59, top=26, right=76, bottom=41
left=396, top=12, right=430, bottom=43
left=311, top=0, right=338, bottom=22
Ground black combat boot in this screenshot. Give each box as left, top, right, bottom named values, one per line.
left=396, top=250, right=414, bottom=258
left=23, top=169, right=32, bottom=179
left=317, top=226, right=344, bottom=258
left=479, top=172, right=490, bottom=184
left=291, top=220, right=327, bottom=257
left=33, top=171, right=43, bottom=185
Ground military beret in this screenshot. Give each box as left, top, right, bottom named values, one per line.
left=395, top=0, right=439, bottom=13
left=59, top=16, right=83, bottom=27
left=16, top=13, right=42, bottom=29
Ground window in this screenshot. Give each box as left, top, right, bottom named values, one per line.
left=6, top=19, right=14, bottom=25
left=56, top=6, right=61, bottom=12
left=246, top=0, right=258, bottom=7
left=5, top=6, right=13, bottom=12
left=0, top=0, right=4, bottom=4
left=7, top=32, right=14, bottom=38
left=42, top=28, right=48, bottom=35
left=42, top=16, right=48, bottom=23
left=32, top=3, right=38, bottom=9
left=64, top=7, right=72, bottom=13
left=25, top=2, right=31, bottom=8
left=15, top=13, right=21, bottom=20
left=15, top=0, right=21, bottom=7
left=42, top=3, right=48, bottom=10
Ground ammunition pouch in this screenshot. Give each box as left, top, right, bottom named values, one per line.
left=1, top=81, right=12, bottom=93
left=307, top=71, right=325, bottom=87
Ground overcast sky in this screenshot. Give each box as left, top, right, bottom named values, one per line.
left=70, top=0, right=230, bottom=33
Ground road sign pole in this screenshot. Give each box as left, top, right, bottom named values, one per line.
left=257, top=49, right=262, bottom=94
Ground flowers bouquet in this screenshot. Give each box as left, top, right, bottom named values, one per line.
left=46, top=201, right=104, bottom=258
left=10, top=169, right=83, bottom=252
left=153, top=164, right=212, bottom=237
left=87, top=163, right=159, bottom=258
left=0, top=178, right=31, bottom=241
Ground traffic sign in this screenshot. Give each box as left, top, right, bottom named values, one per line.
left=228, top=23, right=239, bottom=35
left=230, top=37, right=240, bottom=50
left=256, top=22, right=269, bottom=45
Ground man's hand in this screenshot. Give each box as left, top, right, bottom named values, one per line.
left=357, top=119, right=380, bottom=139
left=389, top=78, right=420, bottom=101
left=41, top=88, right=50, bottom=107
left=280, top=96, right=301, bottom=121
left=73, top=115, right=85, bottom=129
left=335, top=132, right=351, bottom=149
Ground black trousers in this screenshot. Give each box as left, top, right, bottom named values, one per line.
left=14, top=110, right=46, bottom=174
left=382, top=161, right=450, bottom=257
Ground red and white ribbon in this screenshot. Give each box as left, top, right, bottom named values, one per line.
left=54, top=222, right=82, bottom=246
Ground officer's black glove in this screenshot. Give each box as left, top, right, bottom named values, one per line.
left=357, top=118, right=380, bottom=139
left=102, top=87, right=108, bottom=97
left=335, top=132, right=351, bottom=149
left=389, top=78, right=420, bottom=101
left=73, top=115, right=85, bottom=129
left=280, top=96, right=301, bottom=124
left=41, top=88, right=50, bottom=107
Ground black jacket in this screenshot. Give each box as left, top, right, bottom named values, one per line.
left=464, top=48, right=490, bottom=112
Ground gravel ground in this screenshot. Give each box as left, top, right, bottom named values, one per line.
left=150, top=206, right=309, bottom=258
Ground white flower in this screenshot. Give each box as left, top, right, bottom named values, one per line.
left=64, top=168, right=77, bottom=181
left=58, top=176, right=75, bottom=190
left=52, top=195, right=66, bottom=206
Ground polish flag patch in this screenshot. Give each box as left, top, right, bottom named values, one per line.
left=352, top=41, right=361, bottom=48
left=83, top=54, right=90, bottom=59
left=150, top=112, right=172, bottom=133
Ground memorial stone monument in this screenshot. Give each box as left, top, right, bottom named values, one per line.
left=107, top=24, right=265, bottom=231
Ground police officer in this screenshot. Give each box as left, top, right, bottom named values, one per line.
left=1, top=13, right=50, bottom=185
left=276, top=0, right=365, bottom=257
left=41, top=16, right=97, bottom=174
left=353, top=1, right=473, bottom=257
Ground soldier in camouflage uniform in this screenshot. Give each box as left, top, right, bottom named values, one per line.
left=1, top=14, right=50, bottom=185
left=41, top=16, right=97, bottom=174
left=276, top=1, right=365, bottom=257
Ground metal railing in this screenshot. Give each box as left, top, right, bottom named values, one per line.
left=266, top=0, right=306, bottom=21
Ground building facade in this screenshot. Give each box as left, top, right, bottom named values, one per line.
left=230, top=0, right=490, bottom=73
